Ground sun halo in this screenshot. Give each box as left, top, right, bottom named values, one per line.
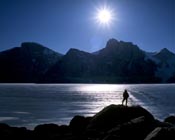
left=95, top=6, right=114, bottom=27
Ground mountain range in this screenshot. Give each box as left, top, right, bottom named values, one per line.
left=0, top=39, right=175, bottom=83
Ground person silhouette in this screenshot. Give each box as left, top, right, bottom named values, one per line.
left=122, top=89, right=129, bottom=106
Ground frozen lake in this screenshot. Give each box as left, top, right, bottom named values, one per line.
left=0, top=84, right=175, bottom=129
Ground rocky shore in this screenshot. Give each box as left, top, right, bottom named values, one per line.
left=0, top=104, right=175, bottom=140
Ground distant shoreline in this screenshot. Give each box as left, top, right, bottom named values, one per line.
left=0, top=83, right=175, bottom=84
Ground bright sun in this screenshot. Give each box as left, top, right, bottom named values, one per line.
left=97, top=9, right=112, bottom=24
left=95, top=6, right=114, bottom=27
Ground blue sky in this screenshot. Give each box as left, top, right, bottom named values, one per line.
left=0, top=0, right=174, bottom=54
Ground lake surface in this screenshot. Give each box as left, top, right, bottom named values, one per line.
left=0, top=84, right=175, bottom=129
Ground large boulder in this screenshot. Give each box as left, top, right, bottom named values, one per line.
left=0, top=123, right=32, bottom=140
left=164, top=116, right=175, bottom=125
left=34, top=123, right=60, bottom=134
left=87, top=104, right=154, bottom=131
left=69, top=115, right=92, bottom=134
left=103, top=116, right=156, bottom=140
left=34, top=123, right=60, bottom=139
left=0, top=123, right=12, bottom=139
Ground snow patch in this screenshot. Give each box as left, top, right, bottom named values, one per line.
left=155, top=57, right=175, bottom=82
left=43, top=48, right=54, bottom=55
left=144, top=52, right=160, bottom=64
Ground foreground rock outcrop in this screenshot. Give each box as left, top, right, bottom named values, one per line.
left=0, top=104, right=175, bottom=140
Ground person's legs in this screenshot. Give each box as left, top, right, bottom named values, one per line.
left=122, top=98, right=125, bottom=105
left=125, top=98, right=128, bottom=106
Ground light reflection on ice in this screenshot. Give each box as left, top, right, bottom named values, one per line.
left=0, top=84, right=175, bottom=129
left=0, top=117, right=19, bottom=121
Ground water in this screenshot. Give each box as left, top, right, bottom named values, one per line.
left=0, top=84, right=175, bottom=129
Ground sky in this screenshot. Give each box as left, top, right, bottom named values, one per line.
left=0, top=0, right=174, bottom=54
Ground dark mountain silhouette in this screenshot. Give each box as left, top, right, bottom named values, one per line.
left=43, top=48, right=96, bottom=83
left=0, top=39, right=175, bottom=83
left=0, top=42, right=62, bottom=82
left=44, top=39, right=159, bottom=83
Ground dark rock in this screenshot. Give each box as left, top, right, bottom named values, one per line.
left=103, top=134, right=119, bottom=140
left=59, top=125, right=71, bottom=134
left=104, top=116, right=155, bottom=140
left=69, top=115, right=91, bottom=135
left=0, top=123, right=10, bottom=128
left=0, top=123, right=11, bottom=139
left=11, top=127, right=32, bottom=140
left=34, top=123, right=60, bottom=133
left=0, top=105, right=174, bottom=140
left=85, top=129, right=105, bottom=140
left=87, top=104, right=154, bottom=131
left=0, top=123, right=32, bottom=140
left=155, top=119, right=173, bottom=127
left=34, top=123, right=60, bottom=139
left=144, top=127, right=175, bottom=140
left=164, top=116, right=175, bottom=125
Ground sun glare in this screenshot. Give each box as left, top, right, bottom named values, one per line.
left=97, top=9, right=112, bottom=24
left=95, top=6, right=115, bottom=27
